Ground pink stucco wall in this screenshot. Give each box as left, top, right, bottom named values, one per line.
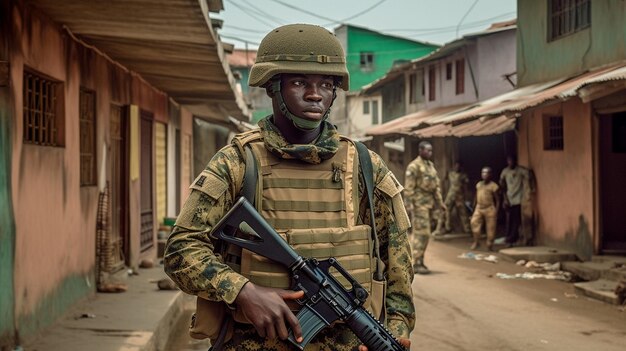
left=518, top=99, right=595, bottom=258
left=9, top=3, right=174, bottom=319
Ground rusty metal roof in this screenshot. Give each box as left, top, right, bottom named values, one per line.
left=412, top=115, right=515, bottom=138
left=30, top=0, right=250, bottom=122
left=366, top=104, right=470, bottom=136
left=427, top=61, right=626, bottom=125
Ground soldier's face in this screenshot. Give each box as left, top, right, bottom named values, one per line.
left=280, top=73, right=336, bottom=121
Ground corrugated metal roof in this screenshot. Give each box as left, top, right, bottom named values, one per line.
left=412, top=115, right=515, bottom=138
left=31, top=0, right=250, bottom=122
left=428, top=61, right=626, bottom=124
left=366, top=104, right=469, bottom=136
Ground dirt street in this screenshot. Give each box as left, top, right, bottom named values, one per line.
left=167, top=236, right=626, bottom=351
left=410, top=236, right=626, bottom=351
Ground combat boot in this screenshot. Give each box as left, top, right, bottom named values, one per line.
left=414, top=258, right=430, bottom=275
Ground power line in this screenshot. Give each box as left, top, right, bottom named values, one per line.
left=269, top=0, right=340, bottom=24
left=225, top=0, right=277, bottom=28
left=219, top=34, right=261, bottom=46
left=456, top=0, right=480, bottom=37
left=224, top=24, right=269, bottom=34
left=242, top=0, right=285, bottom=25
left=381, top=12, right=516, bottom=33
left=323, top=0, right=389, bottom=26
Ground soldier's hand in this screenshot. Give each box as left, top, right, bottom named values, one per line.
left=235, top=282, right=304, bottom=342
left=441, top=204, right=448, bottom=213
left=358, top=338, right=411, bottom=351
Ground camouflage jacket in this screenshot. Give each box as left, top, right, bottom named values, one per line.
left=404, top=156, right=443, bottom=209
left=164, top=116, right=415, bottom=338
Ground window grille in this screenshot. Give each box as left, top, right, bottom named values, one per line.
left=544, top=115, right=564, bottom=150
left=23, top=71, right=64, bottom=146
left=80, top=89, right=97, bottom=186
left=548, top=0, right=590, bottom=41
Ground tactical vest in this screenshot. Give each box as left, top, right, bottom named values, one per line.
left=230, top=130, right=381, bottom=312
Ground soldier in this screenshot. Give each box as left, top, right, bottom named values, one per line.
left=404, top=141, right=446, bottom=274
left=470, top=167, right=500, bottom=251
left=435, top=160, right=471, bottom=235
left=164, top=24, right=414, bottom=351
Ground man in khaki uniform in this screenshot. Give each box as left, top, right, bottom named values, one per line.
left=164, top=24, right=414, bottom=351
left=435, top=160, right=471, bottom=235
left=404, top=141, right=446, bottom=274
left=470, top=167, right=500, bottom=251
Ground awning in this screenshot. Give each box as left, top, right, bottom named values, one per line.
left=366, top=104, right=469, bottom=136
left=427, top=61, right=626, bottom=125
left=31, top=0, right=250, bottom=122
left=412, top=115, right=515, bottom=138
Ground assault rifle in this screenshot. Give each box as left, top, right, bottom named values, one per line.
left=211, top=196, right=408, bottom=351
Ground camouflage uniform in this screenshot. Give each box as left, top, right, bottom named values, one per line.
left=164, top=117, right=415, bottom=350
left=436, top=170, right=471, bottom=233
left=404, top=156, right=444, bottom=264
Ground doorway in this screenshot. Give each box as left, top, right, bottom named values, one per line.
left=110, top=104, right=129, bottom=266
left=599, top=112, right=626, bottom=253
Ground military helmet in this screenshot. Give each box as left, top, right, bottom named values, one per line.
left=249, top=24, right=350, bottom=91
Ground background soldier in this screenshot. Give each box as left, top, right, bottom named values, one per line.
left=404, top=141, right=446, bottom=274
left=470, top=167, right=500, bottom=251
left=164, top=24, right=414, bottom=350
left=435, top=160, right=471, bottom=235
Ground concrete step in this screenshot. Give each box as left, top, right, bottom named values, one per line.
left=574, top=279, right=621, bottom=305
left=562, top=256, right=626, bottom=283
left=498, top=246, right=579, bottom=263
left=561, top=261, right=613, bottom=281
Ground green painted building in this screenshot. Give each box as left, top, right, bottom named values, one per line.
left=334, top=24, right=439, bottom=92
left=517, top=0, right=626, bottom=87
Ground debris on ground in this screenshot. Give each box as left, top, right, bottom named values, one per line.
left=494, top=237, right=506, bottom=245
left=97, top=283, right=128, bottom=293
left=156, top=277, right=179, bottom=290
left=516, top=260, right=526, bottom=266
left=495, top=271, right=573, bottom=281
left=564, top=292, right=579, bottom=299
left=75, top=313, right=96, bottom=320
left=139, top=258, right=155, bottom=268
left=524, top=260, right=561, bottom=271
left=458, top=252, right=499, bottom=263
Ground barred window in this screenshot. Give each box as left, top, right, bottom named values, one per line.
left=23, top=71, right=64, bottom=146
left=79, top=88, right=97, bottom=186
left=548, top=0, right=590, bottom=41
left=428, top=65, right=436, bottom=101
left=543, top=115, right=564, bottom=150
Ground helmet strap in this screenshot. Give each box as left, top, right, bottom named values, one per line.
left=270, top=79, right=336, bottom=131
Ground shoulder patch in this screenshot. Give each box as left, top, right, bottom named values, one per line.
left=377, top=171, right=404, bottom=198
left=189, top=170, right=228, bottom=200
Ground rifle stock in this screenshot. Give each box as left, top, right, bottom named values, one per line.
left=211, top=197, right=408, bottom=351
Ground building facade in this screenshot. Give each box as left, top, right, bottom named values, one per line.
left=0, top=0, right=249, bottom=347
left=331, top=24, right=438, bottom=138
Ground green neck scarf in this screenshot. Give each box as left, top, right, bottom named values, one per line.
left=259, top=116, right=340, bottom=164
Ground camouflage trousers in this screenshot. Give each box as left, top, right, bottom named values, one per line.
left=470, top=206, right=497, bottom=244
left=409, top=207, right=435, bottom=262
left=222, top=323, right=361, bottom=351
left=436, top=194, right=470, bottom=233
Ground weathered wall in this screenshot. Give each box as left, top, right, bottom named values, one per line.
left=517, top=0, right=626, bottom=87
left=518, top=99, right=594, bottom=259
left=476, top=29, right=517, bottom=100
left=0, top=1, right=16, bottom=345
left=7, top=2, right=173, bottom=340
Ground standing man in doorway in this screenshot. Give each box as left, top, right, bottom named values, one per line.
left=500, top=155, right=531, bottom=247
left=404, top=141, right=446, bottom=274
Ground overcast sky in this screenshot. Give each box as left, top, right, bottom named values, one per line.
left=215, top=0, right=517, bottom=49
